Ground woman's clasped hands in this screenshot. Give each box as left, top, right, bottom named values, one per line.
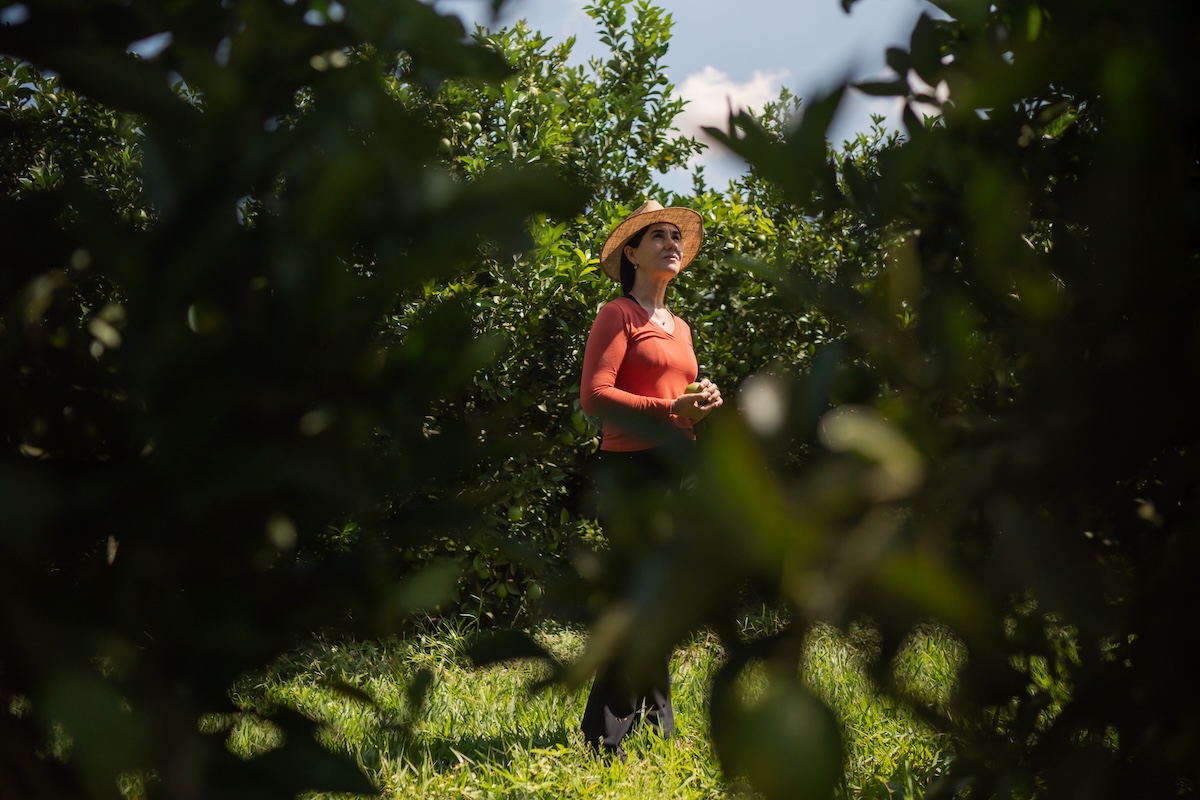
left=671, top=378, right=722, bottom=421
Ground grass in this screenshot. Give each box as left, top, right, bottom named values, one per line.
left=208, top=613, right=962, bottom=800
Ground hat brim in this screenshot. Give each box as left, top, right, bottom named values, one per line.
left=600, top=207, right=704, bottom=281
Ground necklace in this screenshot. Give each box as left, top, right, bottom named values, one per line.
left=629, top=294, right=671, bottom=328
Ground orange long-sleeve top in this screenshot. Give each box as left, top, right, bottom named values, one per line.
left=580, top=296, right=699, bottom=452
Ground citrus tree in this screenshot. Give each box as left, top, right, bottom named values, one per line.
left=449, top=2, right=1200, bottom=799
left=381, top=5, right=900, bottom=622
left=348, top=0, right=708, bottom=617
left=17, top=0, right=1164, bottom=797
left=0, top=1, right=588, bottom=796
left=655, top=1, right=1200, bottom=797
left=2, top=0, right=864, bottom=794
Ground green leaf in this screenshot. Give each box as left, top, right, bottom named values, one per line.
left=244, top=708, right=379, bottom=796
left=885, top=47, right=911, bottom=78
left=854, top=78, right=908, bottom=97
left=712, top=675, right=843, bottom=800
left=909, top=13, right=943, bottom=85
left=874, top=552, right=992, bottom=640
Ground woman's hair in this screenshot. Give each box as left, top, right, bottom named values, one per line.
left=618, top=225, right=651, bottom=294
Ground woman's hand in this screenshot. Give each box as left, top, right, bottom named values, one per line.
left=672, top=378, right=723, bottom=421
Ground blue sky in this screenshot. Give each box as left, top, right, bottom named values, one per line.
left=432, top=0, right=933, bottom=190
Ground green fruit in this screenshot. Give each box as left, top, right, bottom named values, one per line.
left=686, top=382, right=702, bottom=393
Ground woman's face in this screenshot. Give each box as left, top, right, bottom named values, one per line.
left=625, top=223, right=684, bottom=279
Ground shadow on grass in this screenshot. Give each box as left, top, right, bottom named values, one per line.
left=356, top=726, right=584, bottom=776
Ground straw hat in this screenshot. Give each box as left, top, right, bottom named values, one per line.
left=599, top=200, right=704, bottom=282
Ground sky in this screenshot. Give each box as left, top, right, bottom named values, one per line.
left=431, top=0, right=934, bottom=191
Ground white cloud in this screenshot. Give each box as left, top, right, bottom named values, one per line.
left=675, top=66, right=790, bottom=143
left=669, top=66, right=789, bottom=185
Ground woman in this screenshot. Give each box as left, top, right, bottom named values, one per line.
left=578, top=200, right=722, bottom=760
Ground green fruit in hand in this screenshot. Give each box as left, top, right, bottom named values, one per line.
left=686, top=382, right=702, bottom=393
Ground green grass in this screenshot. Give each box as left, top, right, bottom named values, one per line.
left=212, top=614, right=962, bottom=800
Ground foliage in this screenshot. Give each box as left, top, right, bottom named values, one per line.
left=0, top=0, right=586, bottom=797
left=10, top=0, right=1195, bottom=797
left=678, top=0, right=1200, bottom=797
left=364, top=0, right=896, bottom=625
left=680, top=95, right=904, bottom=449
left=388, top=25, right=903, bottom=623
left=1, top=0, right=850, bottom=795
left=422, top=0, right=700, bottom=201
left=355, top=0, right=709, bottom=620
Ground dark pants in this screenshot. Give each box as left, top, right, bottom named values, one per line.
left=579, top=445, right=692, bottom=758
left=580, top=652, right=674, bottom=758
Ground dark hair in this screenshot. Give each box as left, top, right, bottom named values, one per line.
left=618, top=225, right=651, bottom=294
